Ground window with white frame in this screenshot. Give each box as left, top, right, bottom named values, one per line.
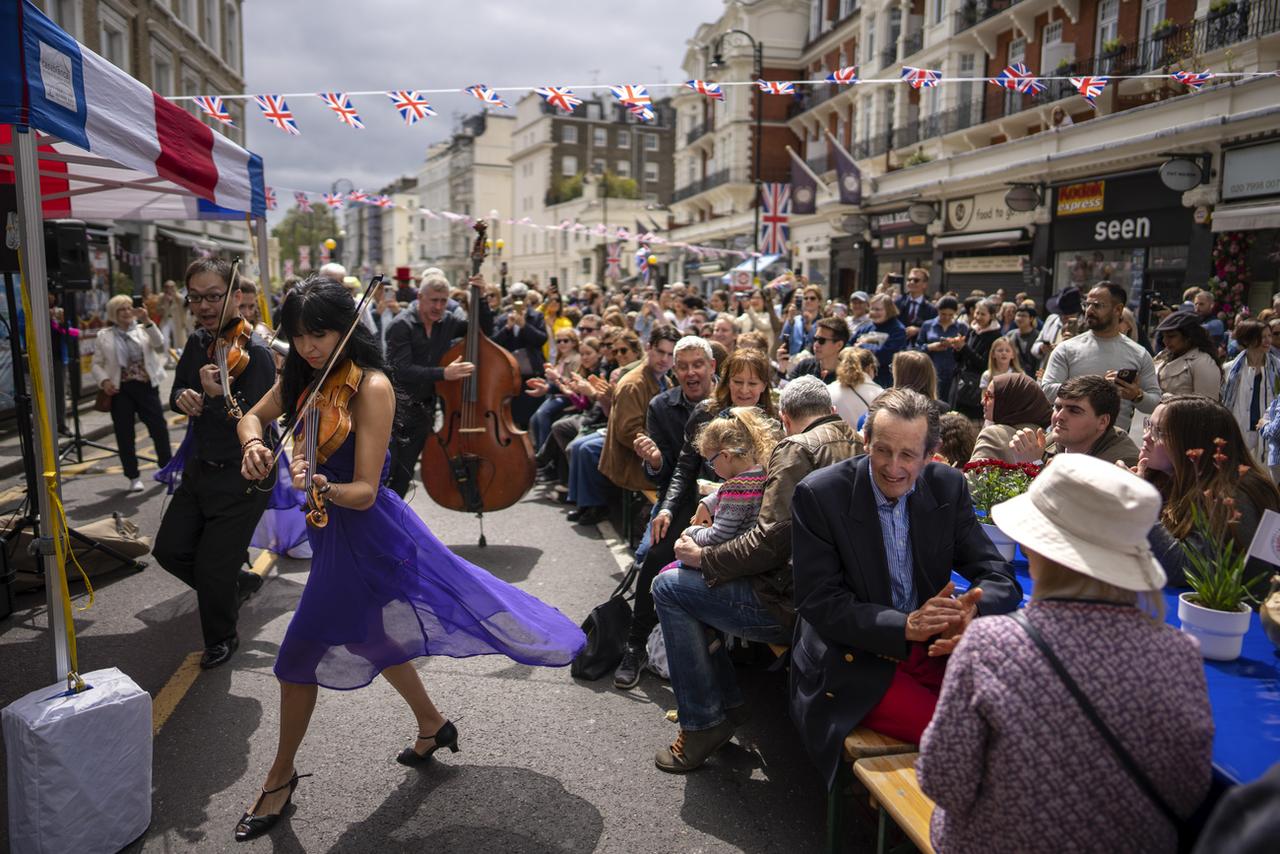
left=593, top=127, right=607, bottom=147
left=562, top=124, right=578, bottom=143
left=203, top=0, right=220, bottom=50
left=152, top=43, right=175, bottom=95
left=1096, top=0, right=1120, bottom=55
left=47, top=0, right=82, bottom=39
left=808, top=0, right=823, bottom=41
left=932, top=0, right=944, bottom=26
left=98, top=4, right=130, bottom=73
left=644, top=161, right=659, bottom=182
left=562, top=155, right=578, bottom=175
left=865, top=19, right=876, bottom=67
left=617, top=130, right=630, bottom=148
left=644, top=134, right=659, bottom=151
left=615, top=160, right=631, bottom=178
left=177, top=0, right=197, bottom=29
left=224, top=2, right=241, bottom=70
left=1043, top=20, right=1063, bottom=45
left=839, top=0, right=856, bottom=19
left=1140, top=0, right=1168, bottom=42
left=181, top=67, right=201, bottom=115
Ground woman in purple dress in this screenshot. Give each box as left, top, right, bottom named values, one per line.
left=233, top=278, right=585, bottom=842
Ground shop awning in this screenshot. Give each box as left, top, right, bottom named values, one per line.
left=155, top=227, right=252, bottom=254
left=728, top=254, right=782, bottom=272
left=1212, top=203, right=1280, bottom=233
left=934, top=229, right=1026, bottom=249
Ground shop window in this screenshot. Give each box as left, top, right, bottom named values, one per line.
left=1054, top=247, right=1146, bottom=296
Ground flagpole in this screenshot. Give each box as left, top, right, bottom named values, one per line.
left=823, top=128, right=857, bottom=166
left=786, top=145, right=833, bottom=196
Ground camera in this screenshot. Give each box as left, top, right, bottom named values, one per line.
left=131, top=295, right=144, bottom=309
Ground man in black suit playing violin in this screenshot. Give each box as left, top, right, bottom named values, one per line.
left=152, top=258, right=276, bottom=670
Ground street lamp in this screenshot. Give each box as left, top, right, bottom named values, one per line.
left=709, top=28, right=764, bottom=285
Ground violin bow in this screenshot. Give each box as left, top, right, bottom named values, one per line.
left=213, top=258, right=245, bottom=419
left=257, top=274, right=385, bottom=480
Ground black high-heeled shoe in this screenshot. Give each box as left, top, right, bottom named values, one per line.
left=233, top=770, right=312, bottom=842
left=395, top=720, right=460, bottom=766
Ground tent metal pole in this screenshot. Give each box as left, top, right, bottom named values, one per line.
left=256, top=217, right=271, bottom=293
left=13, top=127, right=73, bottom=682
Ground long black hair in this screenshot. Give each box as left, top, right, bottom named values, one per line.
left=278, top=276, right=385, bottom=423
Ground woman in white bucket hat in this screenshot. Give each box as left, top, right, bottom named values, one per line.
left=916, top=454, right=1213, bottom=853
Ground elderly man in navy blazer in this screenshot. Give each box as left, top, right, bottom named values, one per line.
left=789, top=388, right=1021, bottom=787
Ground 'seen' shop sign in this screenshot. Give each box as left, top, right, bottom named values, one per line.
left=1057, top=181, right=1106, bottom=217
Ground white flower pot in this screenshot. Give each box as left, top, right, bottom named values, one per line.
left=980, top=522, right=1017, bottom=562
left=1177, top=592, right=1252, bottom=661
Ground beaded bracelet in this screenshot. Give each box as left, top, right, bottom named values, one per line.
left=241, top=437, right=265, bottom=452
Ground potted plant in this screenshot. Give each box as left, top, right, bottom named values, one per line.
left=1101, top=37, right=1125, bottom=59
left=1152, top=18, right=1177, bottom=40
left=1175, top=440, right=1262, bottom=660
left=904, top=148, right=932, bottom=167
left=1209, top=0, right=1238, bottom=18
left=961, top=459, right=1041, bottom=560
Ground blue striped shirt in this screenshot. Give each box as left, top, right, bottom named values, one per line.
left=869, top=471, right=917, bottom=613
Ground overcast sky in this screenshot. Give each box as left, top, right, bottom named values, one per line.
left=243, top=0, right=724, bottom=223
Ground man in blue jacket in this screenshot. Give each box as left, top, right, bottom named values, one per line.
left=789, top=388, right=1021, bottom=787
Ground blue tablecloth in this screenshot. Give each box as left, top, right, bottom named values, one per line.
left=954, top=550, right=1280, bottom=784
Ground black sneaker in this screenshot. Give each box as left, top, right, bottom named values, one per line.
left=613, top=644, right=646, bottom=690
left=574, top=506, right=608, bottom=526
left=200, top=635, right=239, bottom=669
left=237, top=570, right=264, bottom=604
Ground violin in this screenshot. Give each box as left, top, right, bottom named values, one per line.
left=298, top=359, right=364, bottom=528
left=208, top=259, right=252, bottom=419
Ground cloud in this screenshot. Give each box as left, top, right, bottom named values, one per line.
left=243, top=0, right=723, bottom=220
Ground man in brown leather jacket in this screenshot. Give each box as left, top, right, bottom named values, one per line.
left=652, top=376, right=861, bottom=773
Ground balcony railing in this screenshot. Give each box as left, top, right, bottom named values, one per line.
left=671, top=167, right=748, bottom=202
left=881, top=45, right=899, bottom=69
left=953, top=0, right=1025, bottom=33
left=686, top=123, right=709, bottom=145
left=901, top=31, right=924, bottom=60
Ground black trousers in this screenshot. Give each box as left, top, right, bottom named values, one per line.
left=153, top=460, right=273, bottom=646
left=388, top=399, right=432, bottom=498
left=110, top=379, right=172, bottom=479
left=627, top=492, right=697, bottom=649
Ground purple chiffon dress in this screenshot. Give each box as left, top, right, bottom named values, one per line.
left=154, top=426, right=308, bottom=554
left=272, top=432, right=586, bottom=690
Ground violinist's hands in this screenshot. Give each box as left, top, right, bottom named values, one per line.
left=176, top=388, right=203, bottom=416
left=442, top=356, right=475, bottom=381
left=289, top=455, right=328, bottom=493
left=199, top=363, right=223, bottom=397
left=526, top=377, right=550, bottom=398
left=241, top=439, right=274, bottom=481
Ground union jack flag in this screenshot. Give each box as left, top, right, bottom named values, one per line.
left=901, top=67, right=942, bottom=89
left=322, top=192, right=344, bottom=210
left=756, top=80, right=795, bottom=95
left=758, top=182, right=791, bottom=255
left=606, top=243, right=622, bottom=281
left=1070, top=76, right=1109, bottom=104
left=635, top=246, right=652, bottom=284
left=294, top=192, right=311, bottom=212
left=609, top=84, right=651, bottom=108
left=253, top=95, right=300, bottom=135
left=194, top=95, right=234, bottom=125
left=465, top=84, right=508, bottom=108
left=535, top=86, right=583, bottom=113
left=265, top=186, right=277, bottom=211
left=628, top=104, right=655, bottom=122
left=1171, top=70, right=1214, bottom=91
left=685, top=80, right=724, bottom=101
left=375, top=195, right=395, bottom=208
left=827, top=66, right=859, bottom=85
left=349, top=189, right=369, bottom=204
left=318, top=92, right=364, bottom=128
left=386, top=90, right=436, bottom=124
left=992, top=63, right=1045, bottom=95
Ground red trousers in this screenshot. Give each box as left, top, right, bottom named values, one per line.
left=860, top=644, right=948, bottom=744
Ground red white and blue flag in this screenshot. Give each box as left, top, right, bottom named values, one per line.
left=465, top=84, right=508, bottom=108
left=265, top=186, right=277, bottom=210
left=610, top=84, right=651, bottom=108
left=1070, top=76, right=1109, bottom=104
left=635, top=246, right=652, bottom=284
left=606, top=243, right=622, bottom=280
left=901, top=67, right=942, bottom=89
left=1171, top=70, right=1214, bottom=91
left=628, top=104, right=655, bottom=122
left=254, top=94, right=300, bottom=135
left=386, top=90, right=436, bottom=124
left=294, top=192, right=312, bottom=211
left=685, top=80, right=724, bottom=101
left=757, top=80, right=795, bottom=95
left=323, top=192, right=344, bottom=209
left=992, top=63, right=1045, bottom=95
left=194, top=95, right=234, bottom=125
left=535, top=86, right=583, bottom=113
left=375, top=195, right=394, bottom=208
left=827, top=67, right=859, bottom=85
left=758, top=182, right=791, bottom=255
left=349, top=189, right=369, bottom=204
left=318, top=92, right=364, bottom=129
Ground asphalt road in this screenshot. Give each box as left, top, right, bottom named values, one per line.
left=0, top=417, right=878, bottom=853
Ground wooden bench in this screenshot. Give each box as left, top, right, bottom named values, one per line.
left=853, top=753, right=936, bottom=854
left=826, top=729, right=917, bottom=853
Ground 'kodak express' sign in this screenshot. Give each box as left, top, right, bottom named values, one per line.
left=1056, top=181, right=1106, bottom=216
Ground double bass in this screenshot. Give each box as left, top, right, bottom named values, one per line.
left=420, top=221, right=535, bottom=544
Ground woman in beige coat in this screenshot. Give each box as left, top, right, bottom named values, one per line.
left=969, top=373, right=1053, bottom=464
left=90, top=294, right=172, bottom=492
left=1153, top=310, right=1222, bottom=400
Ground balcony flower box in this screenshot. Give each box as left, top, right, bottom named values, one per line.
left=1100, top=38, right=1125, bottom=60
left=1208, top=0, right=1239, bottom=19
left=1152, top=20, right=1178, bottom=40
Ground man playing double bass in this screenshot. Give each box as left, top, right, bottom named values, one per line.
left=152, top=258, right=277, bottom=670
left=384, top=270, right=494, bottom=497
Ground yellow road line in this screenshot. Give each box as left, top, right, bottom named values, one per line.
left=248, top=550, right=276, bottom=578
left=151, top=651, right=203, bottom=735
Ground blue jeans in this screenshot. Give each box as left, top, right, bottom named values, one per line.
left=530, top=396, right=570, bottom=453
left=567, top=430, right=607, bottom=508
left=652, top=569, right=789, bottom=731
left=633, top=501, right=661, bottom=565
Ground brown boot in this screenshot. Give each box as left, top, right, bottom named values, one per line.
left=654, top=719, right=735, bottom=773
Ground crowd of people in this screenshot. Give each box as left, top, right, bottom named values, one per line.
left=86, top=258, right=1280, bottom=847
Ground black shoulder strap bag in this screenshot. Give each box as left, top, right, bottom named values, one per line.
left=1011, top=610, right=1193, bottom=851
left=570, top=560, right=640, bottom=681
